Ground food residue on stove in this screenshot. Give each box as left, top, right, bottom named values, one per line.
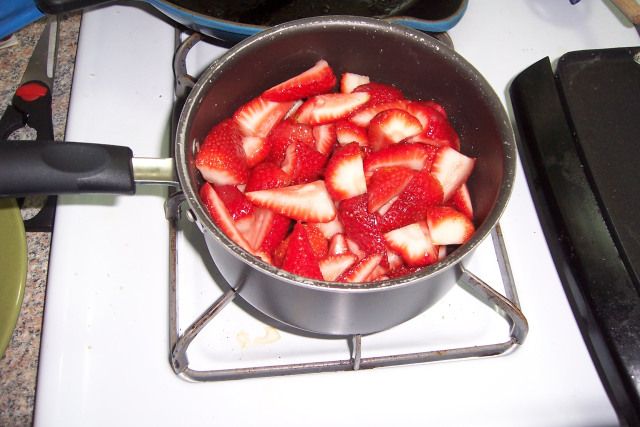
left=236, top=326, right=281, bottom=347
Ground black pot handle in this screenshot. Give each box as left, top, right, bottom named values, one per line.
left=34, top=0, right=112, bottom=14
left=0, top=140, right=136, bottom=198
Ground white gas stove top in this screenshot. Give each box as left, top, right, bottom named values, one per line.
left=34, top=1, right=639, bottom=425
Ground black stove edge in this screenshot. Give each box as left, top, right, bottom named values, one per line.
left=509, top=56, right=640, bottom=426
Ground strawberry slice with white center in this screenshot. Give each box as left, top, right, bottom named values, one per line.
left=336, top=253, right=383, bottom=283
left=449, top=182, right=473, bottom=219
left=324, top=142, right=367, bottom=201
left=367, top=166, right=415, bottom=213
left=352, top=82, right=405, bottom=108
left=311, top=215, right=344, bottom=239
left=335, top=120, right=368, bottom=146
left=383, top=222, right=438, bottom=267
left=406, top=101, right=460, bottom=149
left=233, top=96, right=294, bottom=137
left=340, top=72, right=370, bottom=94
left=430, top=146, right=475, bottom=202
left=245, top=180, right=337, bottom=223
left=368, top=108, right=423, bottom=152
left=242, top=135, right=271, bottom=168
left=426, top=206, right=475, bottom=245
left=348, top=100, right=410, bottom=127
left=281, top=141, right=328, bottom=185
left=195, top=119, right=249, bottom=186
left=295, top=92, right=370, bottom=125
left=199, top=182, right=254, bottom=254
left=363, top=142, right=437, bottom=180
left=262, top=60, right=337, bottom=102
left=312, top=123, right=337, bottom=156
left=319, top=253, right=359, bottom=281
left=327, top=232, right=349, bottom=255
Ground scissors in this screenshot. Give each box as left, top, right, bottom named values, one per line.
left=0, top=17, right=58, bottom=231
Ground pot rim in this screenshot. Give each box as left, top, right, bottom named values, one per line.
left=175, top=15, right=516, bottom=292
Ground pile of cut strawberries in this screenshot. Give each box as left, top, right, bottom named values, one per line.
left=196, top=60, right=476, bottom=283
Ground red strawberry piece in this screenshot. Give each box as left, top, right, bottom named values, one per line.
left=337, top=194, right=388, bottom=267
left=406, top=101, right=459, bottom=149
left=385, top=264, right=424, bottom=280
left=199, top=182, right=253, bottom=254
left=281, top=141, right=328, bottom=185
left=312, top=123, right=337, bottom=156
left=303, top=223, right=329, bottom=260
left=367, top=166, right=415, bottom=213
left=295, top=92, right=370, bottom=125
left=448, top=182, right=473, bottom=219
left=324, top=142, right=367, bottom=201
left=245, top=162, right=290, bottom=192
left=319, top=253, right=359, bottom=281
left=195, top=119, right=249, bottom=186
left=245, top=180, right=337, bottom=223
left=345, top=236, right=366, bottom=259
left=281, top=223, right=324, bottom=280
left=430, top=146, right=475, bottom=202
left=352, top=82, right=405, bottom=108
left=335, top=120, right=368, bottom=146
left=242, top=136, right=271, bottom=168
left=368, top=108, right=423, bottom=152
left=264, top=119, right=315, bottom=165
left=260, top=213, right=292, bottom=255
left=426, top=206, right=475, bottom=245
left=272, top=233, right=291, bottom=267
left=262, top=60, right=337, bottom=102
left=363, top=142, right=437, bottom=180
left=327, top=232, right=349, bottom=255
left=383, top=222, right=438, bottom=267
left=340, top=72, right=370, bottom=94
left=348, top=100, right=410, bottom=128
left=336, top=253, right=383, bottom=283
left=378, top=168, right=444, bottom=233
left=233, top=96, right=294, bottom=138
left=310, top=215, right=344, bottom=239
left=213, top=184, right=255, bottom=223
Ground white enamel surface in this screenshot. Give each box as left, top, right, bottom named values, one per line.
left=34, top=1, right=639, bottom=425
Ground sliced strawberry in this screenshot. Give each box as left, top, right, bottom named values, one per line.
left=319, top=253, right=359, bottom=281
left=406, top=101, right=459, bottom=149
left=348, top=100, right=410, bottom=128
left=213, top=185, right=255, bottom=221
left=262, top=60, right=337, bottom=102
left=378, top=168, right=444, bottom=233
left=242, top=207, right=275, bottom=250
left=352, top=82, right=405, bottom=108
left=327, top=232, right=349, bottom=255
left=324, top=142, right=367, bottom=201
left=336, top=253, right=383, bottom=283
left=385, top=264, right=424, bottom=280
left=196, top=119, right=249, bottom=186
left=345, top=236, right=366, bottom=259
left=264, top=119, right=315, bottom=165
left=281, top=141, right=328, bottom=185
left=242, top=136, right=271, bottom=168
left=245, top=162, right=290, bottom=192
left=335, top=120, right=368, bottom=146
left=295, top=92, right=369, bottom=125
left=383, top=222, right=438, bottom=267
left=340, top=72, right=370, bottom=94
left=258, top=211, right=292, bottom=254
left=272, top=233, right=291, bottom=267
left=311, top=215, right=344, bottom=239
left=233, top=96, right=294, bottom=138
left=430, top=146, right=475, bottom=202
left=303, top=223, right=329, bottom=260
left=312, top=123, right=337, bottom=156
left=363, top=142, right=437, bottom=179
left=199, top=182, right=253, bottom=253
left=281, top=223, right=323, bottom=280
left=337, top=194, right=388, bottom=267
left=426, top=206, right=475, bottom=245
left=368, top=108, right=423, bottom=152
left=245, top=180, right=337, bottom=223
left=449, top=182, right=473, bottom=219
left=367, top=166, right=415, bottom=213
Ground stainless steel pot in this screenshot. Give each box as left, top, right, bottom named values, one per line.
left=0, top=16, right=516, bottom=336
left=175, top=16, right=516, bottom=335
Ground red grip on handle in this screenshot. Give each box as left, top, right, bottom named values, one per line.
left=15, top=82, right=49, bottom=101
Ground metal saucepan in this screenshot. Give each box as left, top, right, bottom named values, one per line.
left=0, top=16, right=516, bottom=335
left=1, top=0, right=468, bottom=42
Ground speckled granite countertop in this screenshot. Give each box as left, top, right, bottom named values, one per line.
left=0, top=12, right=81, bottom=426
